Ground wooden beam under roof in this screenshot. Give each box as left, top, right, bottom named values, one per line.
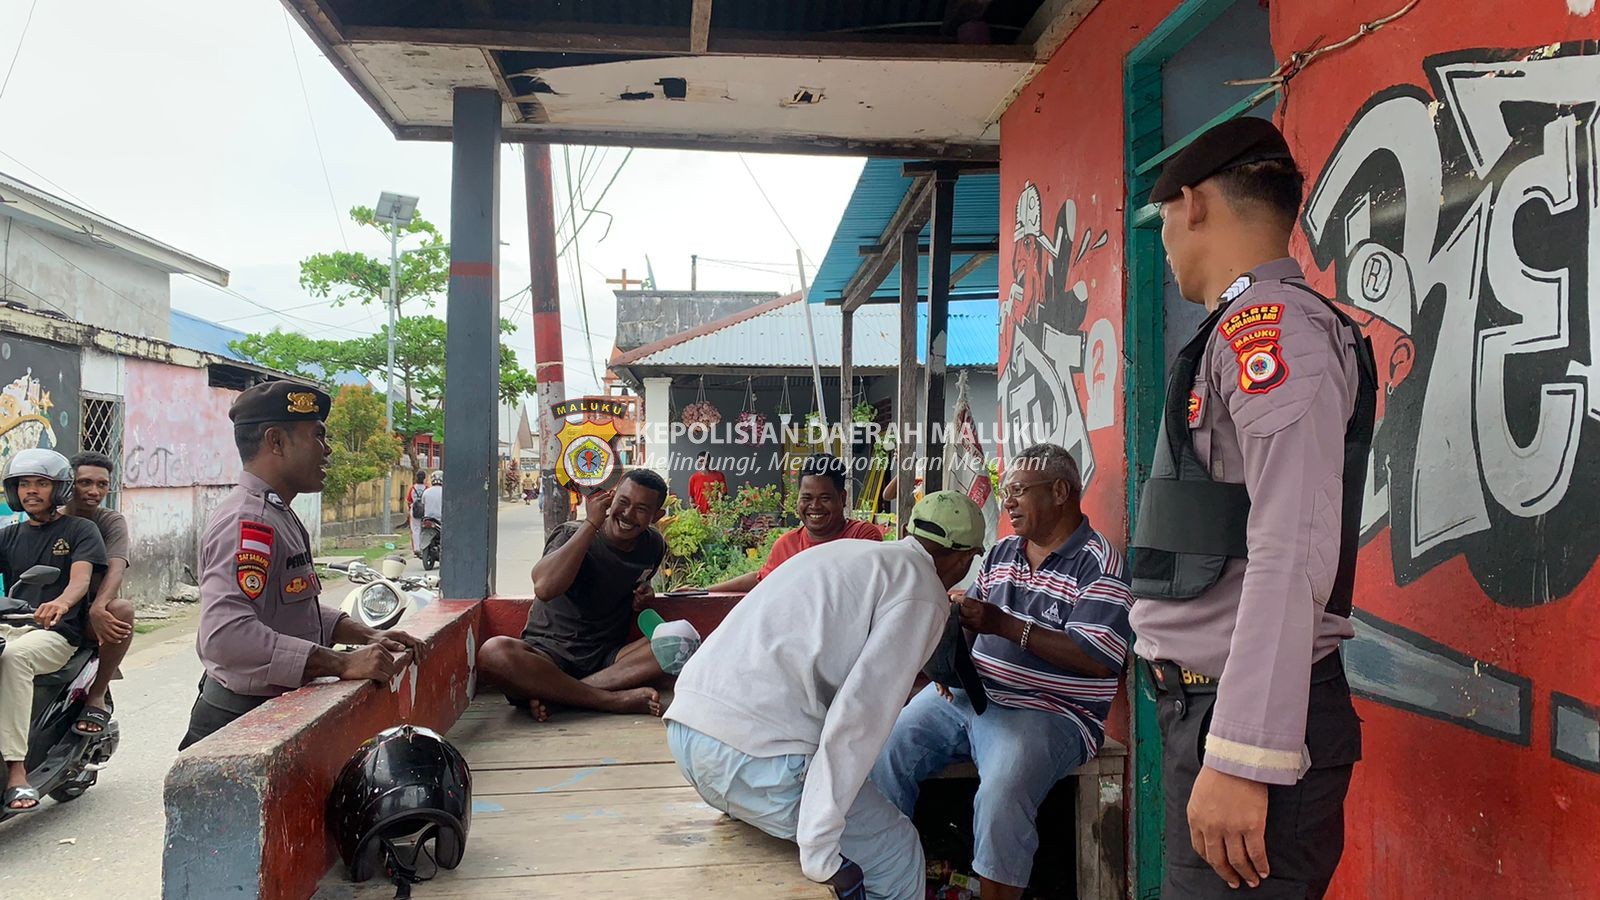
left=689, top=0, right=713, bottom=54
left=393, top=123, right=1000, bottom=161
left=1021, top=0, right=1102, bottom=61
left=841, top=176, right=934, bottom=313
left=340, top=24, right=1037, bottom=62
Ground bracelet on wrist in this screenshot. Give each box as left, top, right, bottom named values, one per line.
left=1020, top=619, right=1034, bottom=652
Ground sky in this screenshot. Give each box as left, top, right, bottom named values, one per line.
left=0, top=0, right=865, bottom=396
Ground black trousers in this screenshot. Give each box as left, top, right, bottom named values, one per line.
left=1152, top=654, right=1361, bottom=899
left=177, top=676, right=269, bottom=751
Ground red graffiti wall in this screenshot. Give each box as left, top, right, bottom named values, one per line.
left=1002, top=0, right=1600, bottom=896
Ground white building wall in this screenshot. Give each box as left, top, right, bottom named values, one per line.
left=0, top=220, right=171, bottom=340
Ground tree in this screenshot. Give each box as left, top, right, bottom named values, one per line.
left=299, top=207, right=450, bottom=314
left=323, top=386, right=404, bottom=534
left=231, top=316, right=538, bottom=448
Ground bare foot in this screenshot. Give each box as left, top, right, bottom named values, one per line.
left=507, top=695, right=551, bottom=722
left=605, top=687, right=662, bottom=717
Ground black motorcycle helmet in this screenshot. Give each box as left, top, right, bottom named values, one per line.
left=327, top=725, right=472, bottom=885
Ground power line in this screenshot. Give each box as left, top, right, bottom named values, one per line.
left=0, top=148, right=108, bottom=218
left=556, top=147, right=631, bottom=259
left=179, top=273, right=369, bottom=336
left=0, top=0, right=41, bottom=105
left=2, top=275, right=75, bottom=319
left=213, top=297, right=338, bottom=323
left=282, top=9, right=348, bottom=249
left=12, top=226, right=160, bottom=319
left=562, top=146, right=601, bottom=386
left=737, top=153, right=813, bottom=267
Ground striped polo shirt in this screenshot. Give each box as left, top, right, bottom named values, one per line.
left=968, top=518, right=1133, bottom=751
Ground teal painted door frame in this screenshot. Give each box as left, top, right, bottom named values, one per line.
left=1121, top=0, right=1277, bottom=895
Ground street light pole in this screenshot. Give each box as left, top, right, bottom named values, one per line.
left=384, top=223, right=399, bottom=535
left=375, top=191, right=419, bottom=538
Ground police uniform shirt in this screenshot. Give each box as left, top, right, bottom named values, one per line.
left=0, top=515, right=107, bottom=647
left=195, top=471, right=343, bottom=696
left=1129, top=257, right=1361, bottom=785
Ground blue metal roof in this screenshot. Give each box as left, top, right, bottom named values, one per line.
left=169, top=310, right=370, bottom=387
left=809, top=158, right=999, bottom=305
left=170, top=309, right=249, bottom=361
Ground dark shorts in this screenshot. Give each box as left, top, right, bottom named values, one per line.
left=1152, top=654, right=1361, bottom=900
left=522, top=637, right=624, bottom=679
left=178, top=675, right=270, bottom=751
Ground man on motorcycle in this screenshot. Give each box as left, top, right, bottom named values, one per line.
left=422, top=470, right=443, bottom=522
left=0, top=448, right=108, bottom=812
left=63, top=452, right=136, bottom=738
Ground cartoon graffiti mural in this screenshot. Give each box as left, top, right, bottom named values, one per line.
left=999, top=186, right=1115, bottom=483
left=1303, top=42, right=1600, bottom=778
left=0, top=337, right=80, bottom=522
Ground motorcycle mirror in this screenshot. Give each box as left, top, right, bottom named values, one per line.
left=180, top=565, right=199, bottom=587
left=17, top=565, right=60, bottom=586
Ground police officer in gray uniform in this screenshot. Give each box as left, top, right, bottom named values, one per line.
left=179, top=381, right=421, bottom=751
left=1129, top=118, right=1376, bottom=898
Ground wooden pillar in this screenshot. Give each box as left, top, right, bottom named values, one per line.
left=840, top=307, right=854, bottom=500
left=922, top=168, right=956, bottom=494
left=895, top=228, right=919, bottom=535
left=442, top=87, right=501, bottom=600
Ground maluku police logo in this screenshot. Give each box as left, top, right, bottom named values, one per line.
left=552, top=399, right=630, bottom=493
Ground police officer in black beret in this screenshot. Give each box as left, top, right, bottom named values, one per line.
left=179, top=381, right=421, bottom=750
left=1129, top=117, right=1376, bottom=897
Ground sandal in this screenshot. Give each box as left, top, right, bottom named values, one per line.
left=3, top=785, right=41, bottom=813
left=74, top=705, right=113, bottom=736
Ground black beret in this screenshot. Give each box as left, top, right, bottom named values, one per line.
left=1147, top=117, right=1296, bottom=205
left=230, top=381, right=331, bottom=427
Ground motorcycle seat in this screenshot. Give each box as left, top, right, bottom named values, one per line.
left=33, top=646, right=95, bottom=692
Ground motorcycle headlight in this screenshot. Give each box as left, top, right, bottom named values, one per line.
left=359, top=583, right=401, bottom=621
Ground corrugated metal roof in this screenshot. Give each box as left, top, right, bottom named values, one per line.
left=617, top=296, right=997, bottom=370
left=169, top=310, right=370, bottom=387
left=808, top=158, right=999, bottom=304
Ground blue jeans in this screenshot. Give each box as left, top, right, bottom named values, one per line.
left=666, top=721, right=924, bottom=900
left=870, top=685, right=1093, bottom=888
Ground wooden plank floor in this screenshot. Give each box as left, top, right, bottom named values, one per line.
left=314, top=693, right=831, bottom=899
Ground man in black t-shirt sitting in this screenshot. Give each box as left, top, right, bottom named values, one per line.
left=479, top=469, right=669, bottom=721
left=0, top=449, right=107, bottom=813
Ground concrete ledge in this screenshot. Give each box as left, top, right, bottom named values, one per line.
left=162, top=599, right=484, bottom=900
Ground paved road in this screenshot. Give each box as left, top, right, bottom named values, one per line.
left=0, top=501, right=546, bottom=898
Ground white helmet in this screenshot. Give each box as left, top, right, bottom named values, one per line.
left=4, top=448, right=73, bottom=509
left=430, top=471, right=444, bottom=486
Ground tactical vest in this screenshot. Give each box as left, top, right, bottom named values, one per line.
left=1129, top=281, right=1378, bottom=617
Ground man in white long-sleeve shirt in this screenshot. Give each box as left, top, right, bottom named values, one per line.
left=665, top=491, right=987, bottom=900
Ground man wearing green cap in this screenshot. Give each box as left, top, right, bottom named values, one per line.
left=180, top=380, right=421, bottom=750
left=664, top=491, right=986, bottom=900
left=1130, top=116, right=1375, bottom=897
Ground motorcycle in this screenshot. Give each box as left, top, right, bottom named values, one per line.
left=331, top=556, right=440, bottom=637
left=0, top=565, right=120, bottom=821
left=418, top=517, right=442, bottom=571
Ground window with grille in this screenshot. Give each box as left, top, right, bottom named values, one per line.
left=80, top=395, right=124, bottom=510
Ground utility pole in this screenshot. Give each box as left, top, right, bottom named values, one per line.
left=526, top=146, right=569, bottom=533
left=690, top=254, right=698, bottom=291
left=374, top=191, right=419, bottom=536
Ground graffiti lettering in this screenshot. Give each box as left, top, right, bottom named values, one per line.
left=1303, top=43, right=1600, bottom=607
left=122, top=443, right=229, bottom=488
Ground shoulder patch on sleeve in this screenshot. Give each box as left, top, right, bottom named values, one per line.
left=240, top=521, right=274, bottom=555
left=236, top=551, right=268, bottom=600
left=1235, top=335, right=1289, bottom=394
left=1218, top=303, right=1284, bottom=339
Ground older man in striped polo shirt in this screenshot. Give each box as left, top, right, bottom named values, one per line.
left=871, top=443, right=1133, bottom=900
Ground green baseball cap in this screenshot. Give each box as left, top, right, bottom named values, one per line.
left=908, top=490, right=986, bottom=552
